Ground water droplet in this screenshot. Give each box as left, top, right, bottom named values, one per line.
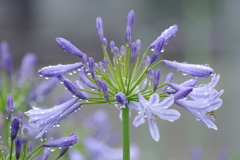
left=151, top=48, right=154, bottom=51
left=45, top=77, right=49, bottom=80
left=161, top=49, right=164, bottom=52
left=138, top=112, right=141, bottom=114
left=182, top=72, right=187, bottom=76
left=204, top=64, right=209, bottom=67
left=69, top=72, right=73, bottom=75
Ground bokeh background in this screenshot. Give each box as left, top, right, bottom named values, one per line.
left=0, top=0, right=239, bottom=159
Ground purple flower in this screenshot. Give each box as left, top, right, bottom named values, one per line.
left=126, top=10, right=135, bottom=29
left=63, top=78, right=87, bottom=100
left=38, top=63, right=82, bottom=77
left=130, top=93, right=180, bottom=141
left=6, top=94, right=13, bottom=119
left=151, top=38, right=164, bottom=63
left=15, top=136, right=22, bottom=159
left=18, top=53, right=37, bottom=78
left=43, top=133, right=78, bottom=147
left=78, top=69, right=96, bottom=89
left=42, top=138, right=54, bottom=160
left=10, top=117, right=20, bottom=141
left=114, top=92, right=127, bottom=106
left=96, top=17, right=104, bottom=43
left=126, top=26, right=132, bottom=46
left=101, top=81, right=109, bottom=101
left=0, top=40, right=12, bottom=75
left=150, top=25, right=178, bottom=48
left=25, top=98, right=80, bottom=138
left=55, top=38, right=85, bottom=58
left=110, top=41, right=115, bottom=52
left=75, top=80, right=89, bottom=98
left=163, top=60, right=214, bottom=78
left=153, top=69, right=161, bottom=91
left=162, top=72, right=173, bottom=91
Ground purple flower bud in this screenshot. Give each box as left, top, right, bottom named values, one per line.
left=17, top=111, right=23, bottom=127
left=10, top=117, right=20, bottom=141
left=43, top=133, right=78, bottom=147
left=147, top=69, right=154, bottom=82
left=42, top=138, right=53, bottom=160
left=126, top=10, right=135, bottom=28
left=96, top=17, right=104, bottom=43
left=6, top=94, right=13, bottom=119
left=136, top=39, right=141, bottom=54
left=28, top=143, right=32, bottom=155
left=144, top=56, right=151, bottom=67
left=78, top=69, right=96, bottom=89
left=96, top=79, right=102, bottom=92
left=126, top=26, right=132, bottom=46
left=114, top=92, right=127, bottom=106
left=75, top=80, right=89, bottom=98
left=0, top=40, right=12, bottom=75
left=174, top=87, right=193, bottom=101
left=82, top=54, right=88, bottom=69
left=38, top=63, right=82, bottom=77
left=153, top=69, right=161, bottom=91
left=110, top=41, right=115, bottom=52
left=150, top=25, right=178, bottom=48
left=22, top=128, right=29, bottom=138
left=113, top=46, right=120, bottom=55
left=4, top=146, right=8, bottom=154
left=162, top=72, right=173, bottom=91
left=58, top=147, right=69, bottom=158
left=57, top=75, right=67, bottom=82
left=103, top=57, right=108, bottom=70
left=22, top=136, right=27, bottom=150
left=131, top=42, right=137, bottom=61
left=55, top=38, right=85, bottom=58
left=180, top=79, right=198, bottom=87
left=15, top=136, right=22, bottom=160
left=151, top=38, right=164, bottom=63
left=162, top=60, right=214, bottom=78
left=19, top=53, right=37, bottom=78
left=89, top=57, right=95, bottom=79
left=120, top=45, right=126, bottom=56
left=63, top=79, right=87, bottom=100
left=102, top=37, right=108, bottom=48
left=101, top=81, right=109, bottom=101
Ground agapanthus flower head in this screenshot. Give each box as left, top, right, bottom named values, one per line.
left=32, top=10, right=223, bottom=142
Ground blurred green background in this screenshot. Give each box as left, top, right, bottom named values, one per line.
left=0, top=0, right=238, bottom=159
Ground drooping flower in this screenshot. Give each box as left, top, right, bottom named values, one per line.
left=130, top=93, right=180, bottom=141
left=24, top=98, right=81, bottom=138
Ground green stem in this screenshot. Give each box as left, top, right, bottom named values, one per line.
left=29, top=147, right=43, bottom=160
left=122, top=107, right=130, bottom=160
left=9, top=141, right=13, bottom=160
left=23, top=145, right=43, bottom=160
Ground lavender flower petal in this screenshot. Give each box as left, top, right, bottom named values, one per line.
left=147, top=113, right=160, bottom=142
left=15, top=136, right=22, bottom=159
left=6, top=94, right=13, bottom=119
left=153, top=69, right=161, bottom=91
left=63, top=78, right=87, bottom=100
left=126, top=10, right=135, bottom=28
left=55, top=38, right=85, bottom=58
left=162, top=72, right=173, bottom=91
left=96, top=17, right=104, bottom=43
left=10, top=117, right=20, bottom=141
left=75, top=80, right=89, bottom=98
left=42, top=138, right=54, bottom=160
left=163, top=60, right=214, bottom=78
left=132, top=114, right=145, bottom=127
left=0, top=40, right=12, bottom=75
left=39, top=63, right=82, bottom=77
left=114, top=92, right=127, bottom=106
left=78, top=69, right=96, bottom=89
left=43, top=133, right=78, bottom=147
left=151, top=37, right=165, bottom=63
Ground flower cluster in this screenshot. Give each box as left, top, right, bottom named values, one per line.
left=26, top=10, right=223, bottom=142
